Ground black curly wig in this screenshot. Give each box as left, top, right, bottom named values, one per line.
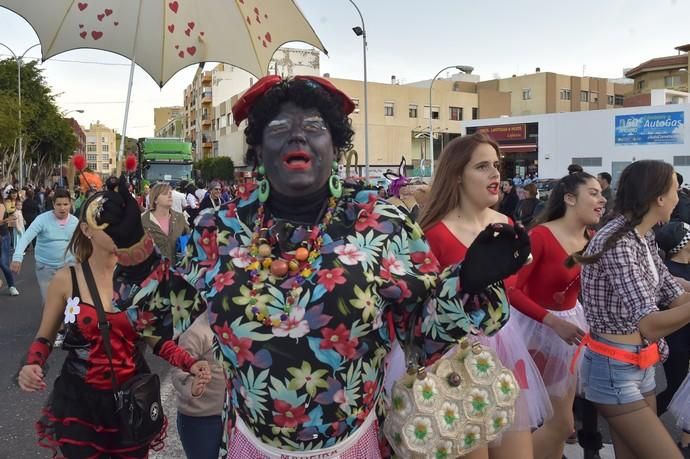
left=243, top=79, right=355, bottom=168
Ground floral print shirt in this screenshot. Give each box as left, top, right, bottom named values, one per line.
left=115, top=185, right=509, bottom=452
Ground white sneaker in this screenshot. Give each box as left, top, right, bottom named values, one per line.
left=8, top=286, right=19, bottom=296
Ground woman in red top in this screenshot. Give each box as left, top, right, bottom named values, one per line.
left=510, top=172, right=606, bottom=459
left=17, top=191, right=212, bottom=459
left=420, top=133, right=552, bottom=459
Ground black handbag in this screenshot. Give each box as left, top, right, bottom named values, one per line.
left=82, top=261, right=165, bottom=447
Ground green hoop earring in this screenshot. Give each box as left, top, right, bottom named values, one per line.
left=329, top=161, right=342, bottom=198
left=257, top=165, right=270, bottom=202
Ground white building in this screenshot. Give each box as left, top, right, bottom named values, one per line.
left=462, top=96, right=690, bottom=186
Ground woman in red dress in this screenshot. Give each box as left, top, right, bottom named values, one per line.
left=419, top=132, right=552, bottom=459
left=509, top=172, right=606, bottom=459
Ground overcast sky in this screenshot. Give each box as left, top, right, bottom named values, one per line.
left=0, top=0, right=688, bottom=139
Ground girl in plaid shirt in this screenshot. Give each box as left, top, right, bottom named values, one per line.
left=576, top=160, right=690, bottom=459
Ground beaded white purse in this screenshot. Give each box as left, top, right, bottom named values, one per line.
left=383, top=337, right=520, bottom=458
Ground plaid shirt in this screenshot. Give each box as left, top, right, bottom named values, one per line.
left=581, top=215, right=683, bottom=336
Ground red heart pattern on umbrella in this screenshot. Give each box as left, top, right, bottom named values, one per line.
left=105, top=8, right=113, bottom=16
left=164, top=1, right=206, bottom=59
left=91, top=30, right=103, bottom=40
left=78, top=2, right=88, bottom=11
left=239, top=2, right=274, bottom=49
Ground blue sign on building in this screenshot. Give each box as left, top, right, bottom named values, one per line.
left=615, top=111, right=684, bottom=145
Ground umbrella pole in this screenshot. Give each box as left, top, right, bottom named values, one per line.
left=116, top=57, right=136, bottom=176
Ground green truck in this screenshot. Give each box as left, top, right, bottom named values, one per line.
left=137, top=137, right=194, bottom=189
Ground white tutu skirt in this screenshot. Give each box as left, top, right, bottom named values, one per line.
left=383, top=307, right=553, bottom=433
left=511, top=302, right=588, bottom=399
left=669, top=372, right=690, bottom=432
left=476, top=307, right=553, bottom=432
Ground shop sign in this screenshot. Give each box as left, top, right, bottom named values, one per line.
left=615, top=111, right=684, bottom=145
left=476, top=124, right=526, bottom=141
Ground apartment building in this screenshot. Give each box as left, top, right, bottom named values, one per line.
left=623, top=44, right=689, bottom=106
left=478, top=70, right=633, bottom=116
left=154, top=106, right=184, bottom=135
left=84, top=121, right=117, bottom=176
left=156, top=116, right=185, bottom=138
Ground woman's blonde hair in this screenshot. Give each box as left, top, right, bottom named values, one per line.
left=149, top=183, right=171, bottom=211
left=66, top=192, right=105, bottom=263
left=419, top=132, right=501, bottom=230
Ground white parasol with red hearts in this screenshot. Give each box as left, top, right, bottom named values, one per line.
left=0, top=0, right=327, bottom=158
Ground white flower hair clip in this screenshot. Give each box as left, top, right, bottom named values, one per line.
left=64, top=297, right=81, bottom=324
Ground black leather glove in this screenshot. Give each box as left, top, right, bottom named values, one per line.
left=460, top=223, right=531, bottom=294
left=99, top=174, right=144, bottom=249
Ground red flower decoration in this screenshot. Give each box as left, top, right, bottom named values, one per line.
left=316, top=268, right=346, bottom=292
left=236, top=182, right=256, bottom=201
left=320, top=324, right=359, bottom=359
left=354, top=210, right=381, bottom=232
left=411, top=251, right=440, bottom=273
left=273, top=400, right=310, bottom=428
left=198, top=228, right=218, bottom=265
left=134, top=310, right=156, bottom=331
left=363, top=380, right=377, bottom=405
left=212, top=271, right=235, bottom=292
left=214, top=323, right=254, bottom=365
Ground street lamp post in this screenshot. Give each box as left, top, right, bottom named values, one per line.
left=0, top=43, right=41, bottom=188
left=428, top=64, right=473, bottom=179
left=349, top=0, right=369, bottom=183
left=61, top=109, right=85, bottom=187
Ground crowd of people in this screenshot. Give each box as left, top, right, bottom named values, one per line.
left=2, top=74, right=689, bottom=459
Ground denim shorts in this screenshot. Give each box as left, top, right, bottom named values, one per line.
left=580, top=334, right=656, bottom=405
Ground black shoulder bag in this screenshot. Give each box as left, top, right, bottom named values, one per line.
left=82, top=261, right=165, bottom=447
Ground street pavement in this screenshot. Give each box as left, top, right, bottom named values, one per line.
left=0, top=253, right=682, bottom=459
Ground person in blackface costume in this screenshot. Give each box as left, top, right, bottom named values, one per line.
left=103, top=75, right=531, bottom=458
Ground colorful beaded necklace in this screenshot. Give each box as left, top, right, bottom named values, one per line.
left=245, top=196, right=338, bottom=326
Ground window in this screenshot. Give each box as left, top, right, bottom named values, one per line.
left=101, top=144, right=109, bottom=152
left=637, top=80, right=645, bottom=90
left=423, top=105, right=440, bottom=119
left=220, top=115, right=227, bottom=128
left=591, top=92, right=599, bottom=103
left=101, top=137, right=106, bottom=143
left=665, top=75, right=681, bottom=87
left=408, top=104, right=418, bottom=118
left=87, top=162, right=97, bottom=170
left=472, top=107, right=479, bottom=120
left=449, top=106, right=463, bottom=121
left=101, top=163, right=110, bottom=171
left=87, top=154, right=97, bottom=161
left=580, top=91, right=589, bottom=102
left=101, top=154, right=109, bottom=161
left=522, top=89, right=532, bottom=100
left=674, top=156, right=690, bottom=166
left=384, top=101, right=395, bottom=117
left=227, top=114, right=232, bottom=126
left=607, top=95, right=615, bottom=105
left=615, top=94, right=624, bottom=105
left=560, top=89, right=572, bottom=100
left=86, top=135, right=97, bottom=143
left=571, top=157, right=602, bottom=167
left=352, top=98, right=360, bottom=113
left=86, top=144, right=97, bottom=152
